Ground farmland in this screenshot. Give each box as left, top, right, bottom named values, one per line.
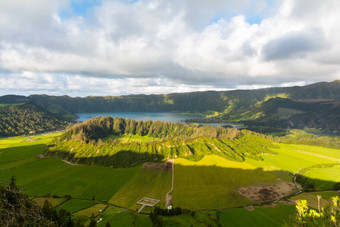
left=173, top=155, right=280, bottom=210
left=0, top=132, right=339, bottom=226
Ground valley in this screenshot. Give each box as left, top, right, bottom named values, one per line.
left=0, top=122, right=339, bottom=226
left=0, top=81, right=339, bottom=226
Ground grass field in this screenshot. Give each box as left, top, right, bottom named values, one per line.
left=219, top=204, right=295, bottom=227
left=96, top=206, right=153, bottom=227
left=302, top=165, right=340, bottom=190
left=0, top=157, right=140, bottom=200
left=1, top=133, right=339, bottom=226
left=291, top=191, right=339, bottom=209
left=73, top=203, right=107, bottom=217
left=33, top=196, right=68, bottom=207
left=109, top=167, right=171, bottom=210
left=56, top=199, right=97, bottom=213
left=173, top=155, right=280, bottom=210
left=99, top=208, right=135, bottom=226
left=246, top=143, right=340, bottom=173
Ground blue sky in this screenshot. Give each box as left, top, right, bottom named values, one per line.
left=0, top=0, right=339, bottom=96
left=71, top=0, right=102, bottom=15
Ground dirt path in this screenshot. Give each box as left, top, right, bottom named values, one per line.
left=165, top=159, right=174, bottom=208
left=62, top=159, right=79, bottom=166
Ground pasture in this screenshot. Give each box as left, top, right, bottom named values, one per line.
left=173, top=155, right=280, bottom=210
left=219, top=204, right=295, bottom=227
left=291, top=191, right=339, bottom=209
left=1, top=133, right=339, bottom=226
left=109, top=166, right=171, bottom=210
left=56, top=199, right=97, bottom=213
left=245, top=143, right=340, bottom=173
left=302, top=165, right=340, bottom=190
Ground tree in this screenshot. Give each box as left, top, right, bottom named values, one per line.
left=291, top=197, right=340, bottom=226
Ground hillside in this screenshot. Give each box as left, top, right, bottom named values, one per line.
left=49, top=117, right=275, bottom=167
left=2, top=80, right=337, bottom=115
left=0, top=102, right=67, bottom=137
left=219, top=98, right=340, bottom=134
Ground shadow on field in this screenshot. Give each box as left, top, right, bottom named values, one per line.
left=172, top=164, right=339, bottom=210
left=47, top=150, right=164, bottom=168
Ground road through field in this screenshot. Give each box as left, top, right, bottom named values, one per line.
left=165, top=159, right=174, bottom=208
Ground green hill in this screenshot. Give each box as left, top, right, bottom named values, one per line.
left=48, top=117, right=275, bottom=167
left=0, top=102, right=67, bottom=137
left=23, top=80, right=340, bottom=114
left=220, top=97, right=340, bottom=134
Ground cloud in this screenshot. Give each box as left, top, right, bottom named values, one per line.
left=262, top=29, right=325, bottom=60
left=0, top=0, right=339, bottom=96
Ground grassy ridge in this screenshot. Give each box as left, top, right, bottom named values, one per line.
left=50, top=117, right=275, bottom=167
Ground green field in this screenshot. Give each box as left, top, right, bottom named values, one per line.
left=56, top=199, right=97, bottom=213
left=173, top=155, right=280, bottom=210
left=219, top=204, right=295, bottom=227
left=291, top=191, right=339, bottom=209
left=33, top=196, right=68, bottom=207
left=303, top=165, right=340, bottom=190
left=245, top=143, right=340, bottom=173
left=73, top=203, right=108, bottom=218
left=109, top=167, right=171, bottom=210
left=97, top=206, right=153, bottom=227
left=0, top=157, right=140, bottom=200
left=1, top=133, right=340, bottom=226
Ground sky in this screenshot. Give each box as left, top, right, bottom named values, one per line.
left=0, top=0, right=340, bottom=97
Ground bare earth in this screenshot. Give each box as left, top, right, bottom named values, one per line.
left=238, top=182, right=296, bottom=203
left=142, top=161, right=172, bottom=171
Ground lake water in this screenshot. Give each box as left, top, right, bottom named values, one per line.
left=76, top=112, right=203, bottom=123
left=76, top=112, right=244, bottom=128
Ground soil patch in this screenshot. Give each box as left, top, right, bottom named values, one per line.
left=279, top=198, right=297, bottom=205
left=238, top=182, right=296, bottom=203
left=142, top=161, right=172, bottom=171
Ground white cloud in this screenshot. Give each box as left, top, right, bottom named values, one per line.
left=0, top=0, right=339, bottom=95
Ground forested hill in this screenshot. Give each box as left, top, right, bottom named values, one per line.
left=0, top=103, right=67, bottom=136
left=3, top=80, right=338, bottom=114
left=49, top=116, right=275, bottom=167
left=219, top=97, right=340, bottom=134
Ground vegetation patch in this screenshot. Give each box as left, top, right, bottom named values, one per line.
left=33, top=196, right=68, bottom=208
left=219, top=203, right=295, bottom=227
left=49, top=117, right=276, bottom=167
left=56, top=199, right=97, bottom=213
left=0, top=102, right=67, bottom=137
left=291, top=192, right=339, bottom=210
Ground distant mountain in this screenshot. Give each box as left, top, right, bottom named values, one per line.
left=1, top=80, right=340, bottom=134
left=221, top=97, right=340, bottom=134
left=0, top=95, right=29, bottom=104
left=25, top=80, right=340, bottom=114
left=0, top=102, right=68, bottom=137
